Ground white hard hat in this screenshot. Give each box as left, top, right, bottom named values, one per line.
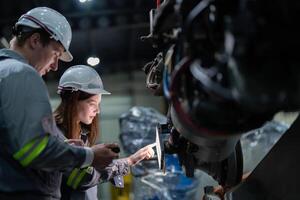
left=58, top=65, right=110, bottom=95
left=15, top=7, right=73, bottom=62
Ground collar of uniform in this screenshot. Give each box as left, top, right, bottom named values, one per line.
left=80, top=127, right=90, bottom=145
left=0, top=48, right=28, bottom=64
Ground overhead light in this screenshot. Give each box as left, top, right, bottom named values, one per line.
left=79, top=0, right=92, bottom=3
left=87, top=56, right=100, bottom=66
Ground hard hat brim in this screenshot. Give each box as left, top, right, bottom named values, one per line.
left=81, top=88, right=111, bottom=95
left=60, top=50, right=73, bottom=62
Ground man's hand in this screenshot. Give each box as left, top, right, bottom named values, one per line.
left=127, top=144, right=155, bottom=166
left=91, top=143, right=119, bottom=170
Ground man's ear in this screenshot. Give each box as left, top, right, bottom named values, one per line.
left=28, top=33, right=42, bottom=50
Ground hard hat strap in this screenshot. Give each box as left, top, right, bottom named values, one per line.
left=21, top=14, right=57, bottom=40
left=57, top=86, right=78, bottom=93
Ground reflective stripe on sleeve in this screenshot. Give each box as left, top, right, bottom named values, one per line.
left=67, top=167, right=93, bottom=189
left=73, top=169, right=88, bottom=189
left=13, top=136, right=49, bottom=167
left=67, top=168, right=80, bottom=188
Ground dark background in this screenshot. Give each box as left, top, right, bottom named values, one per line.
left=0, top=0, right=158, bottom=80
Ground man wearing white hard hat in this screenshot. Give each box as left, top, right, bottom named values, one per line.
left=0, top=7, right=119, bottom=199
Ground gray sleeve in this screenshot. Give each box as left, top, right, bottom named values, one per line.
left=63, top=166, right=101, bottom=191
left=29, top=136, right=89, bottom=171
left=0, top=68, right=88, bottom=170
left=1, top=69, right=53, bottom=150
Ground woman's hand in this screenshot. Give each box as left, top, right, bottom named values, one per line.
left=65, top=139, right=85, bottom=146
left=127, top=144, right=155, bottom=166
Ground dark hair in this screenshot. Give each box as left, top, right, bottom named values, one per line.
left=12, top=25, right=52, bottom=47
left=53, top=90, right=99, bottom=146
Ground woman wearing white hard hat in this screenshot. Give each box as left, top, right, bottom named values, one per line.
left=54, top=65, right=155, bottom=200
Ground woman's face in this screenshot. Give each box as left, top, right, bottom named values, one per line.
left=77, top=94, right=101, bottom=125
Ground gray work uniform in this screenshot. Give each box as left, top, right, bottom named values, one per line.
left=59, top=127, right=128, bottom=200
left=0, top=49, right=91, bottom=200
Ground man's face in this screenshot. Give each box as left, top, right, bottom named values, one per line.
left=34, top=40, right=65, bottom=76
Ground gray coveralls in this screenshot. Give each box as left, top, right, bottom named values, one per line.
left=0, top=49, right=92, bottom=200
